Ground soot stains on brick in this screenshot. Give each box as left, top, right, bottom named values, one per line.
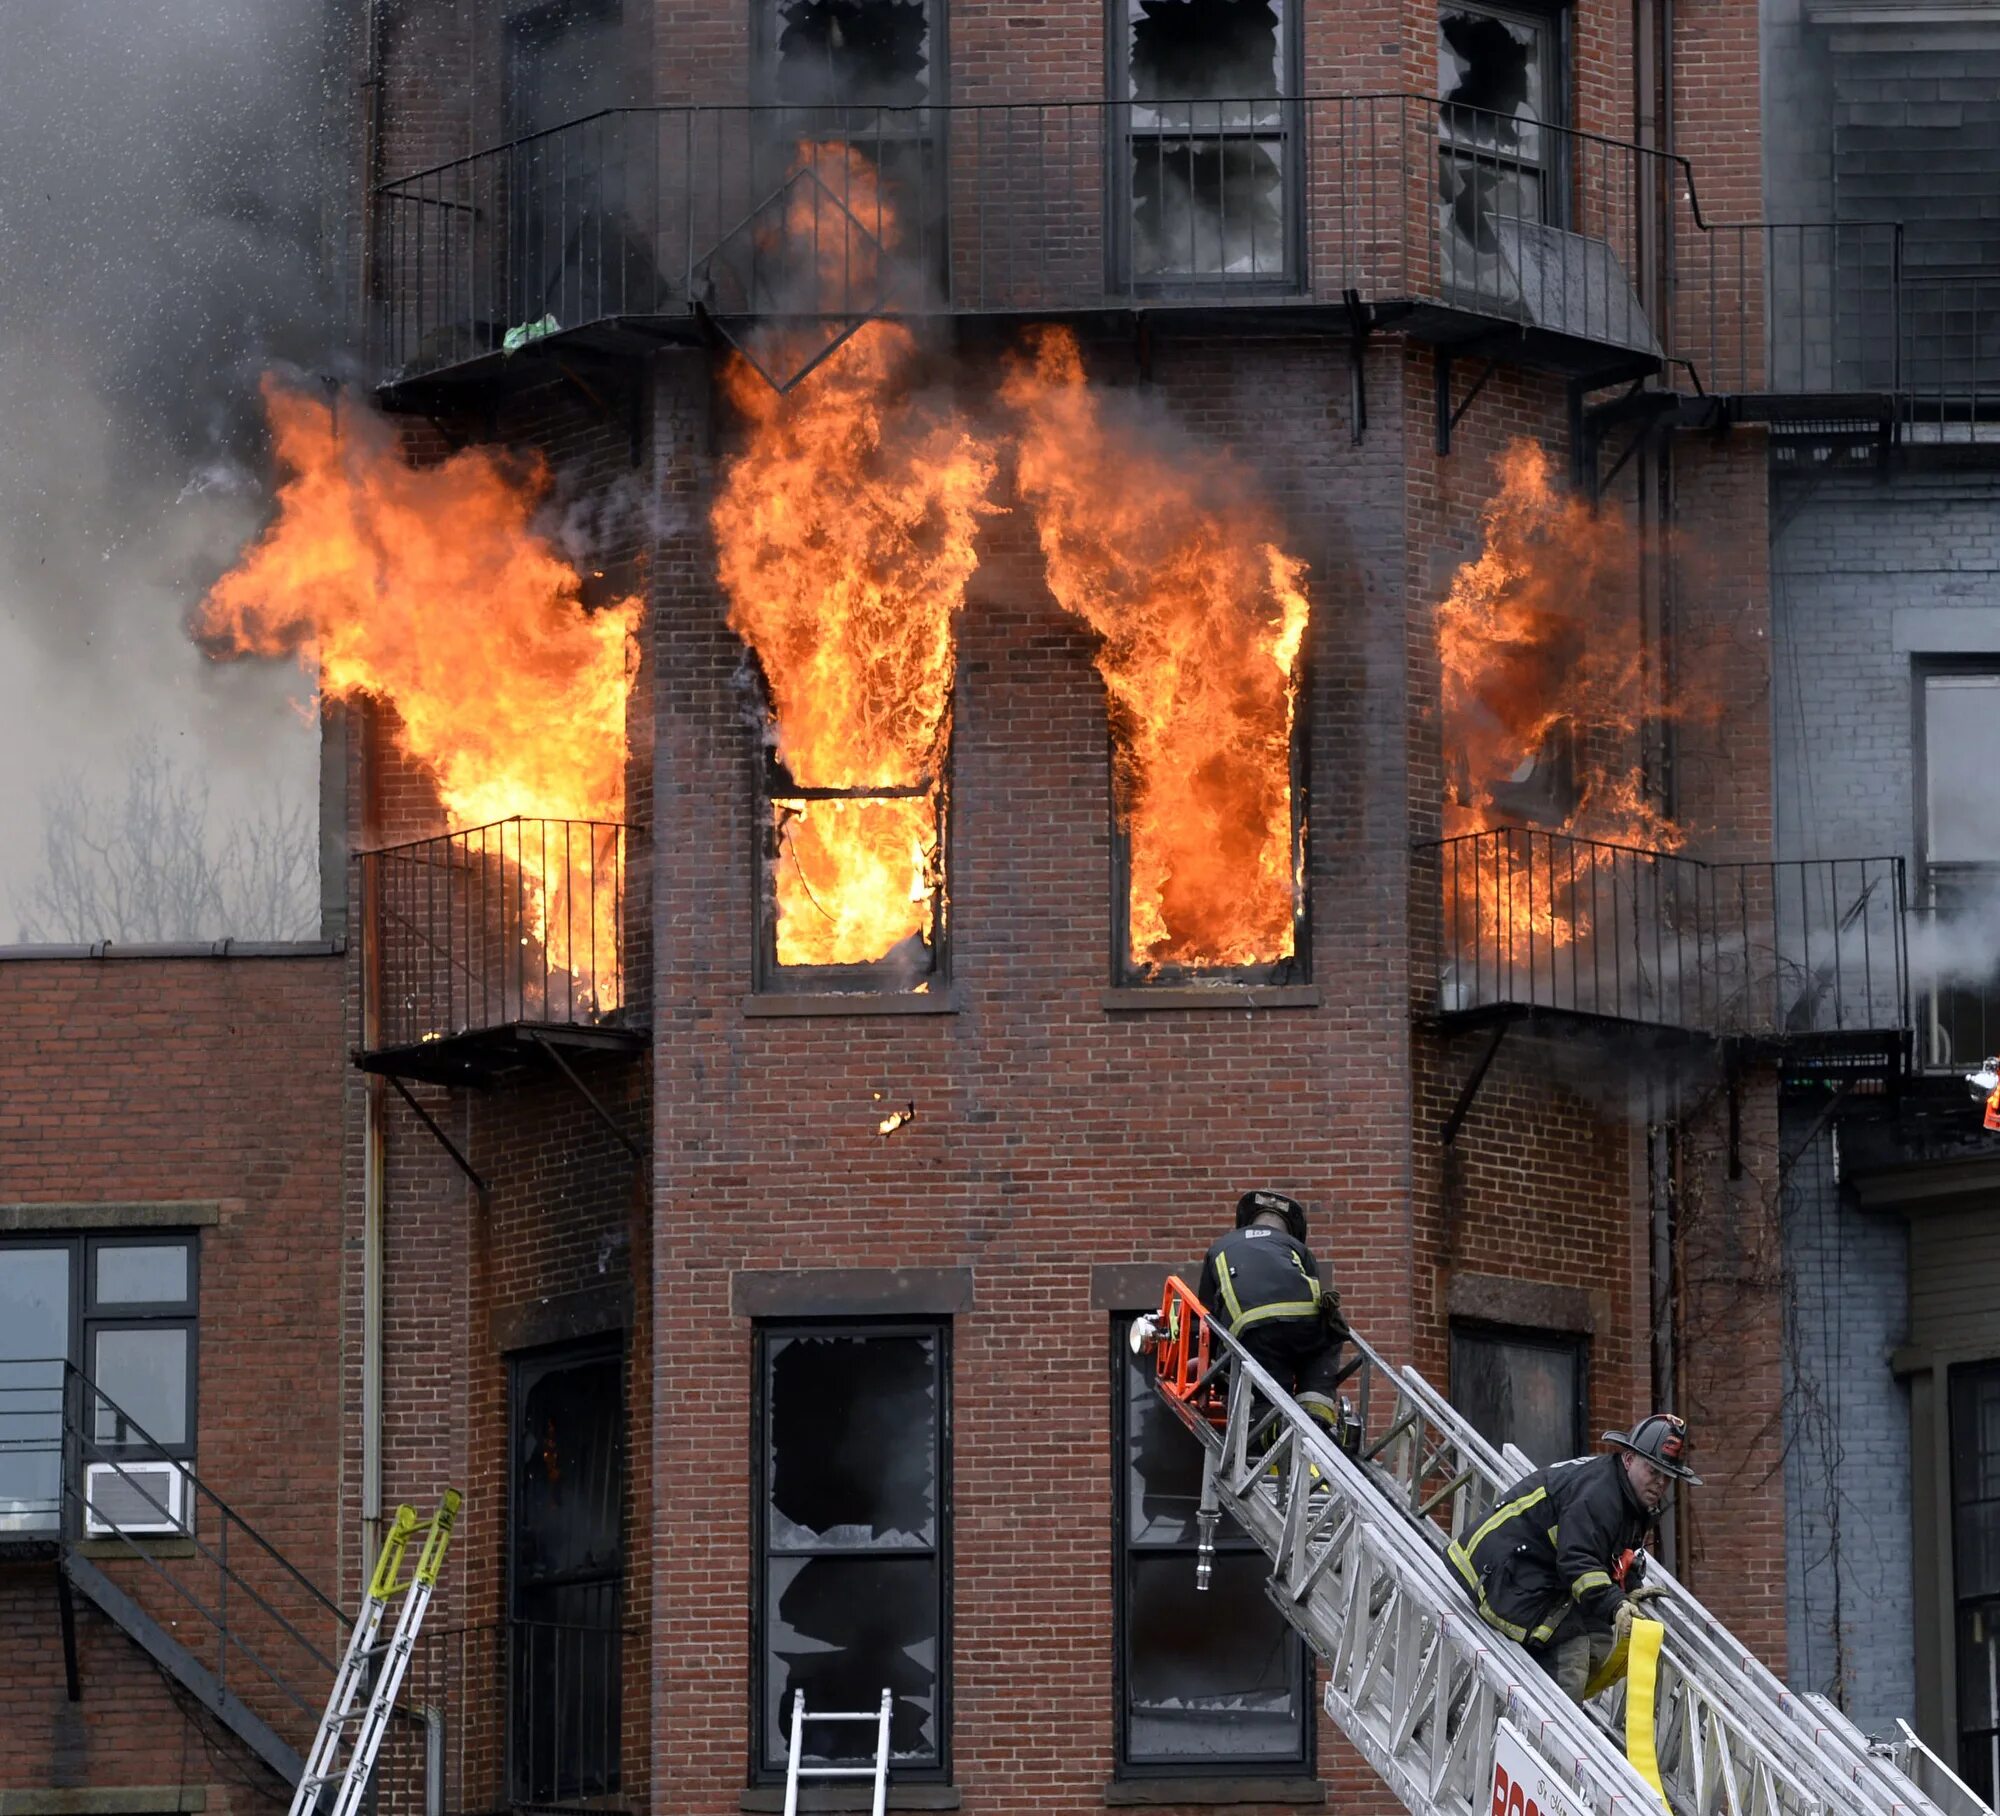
left=773, top=0, right=931, bottom=107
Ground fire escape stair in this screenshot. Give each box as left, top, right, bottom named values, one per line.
left=59, top=1547, right=306, bottom=1791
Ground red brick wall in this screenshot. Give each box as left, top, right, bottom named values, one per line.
left=0, top=955, right=344, bottom=1805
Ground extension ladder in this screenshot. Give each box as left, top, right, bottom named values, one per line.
left=782, top=1687, right=893, bottom=1816
left=288, top=1491, right=462, bottom=1816
left=1137, top=1277, right=1993, bottom=1816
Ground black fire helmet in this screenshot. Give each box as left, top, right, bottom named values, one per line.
left=1235, top=1189, right=1309, bottom=1245
left=1603, top=1412, right=1703, bottom=1485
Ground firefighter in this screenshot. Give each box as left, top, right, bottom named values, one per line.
left=1448, top=1414, right=1699, bottom=1701
left=1195, top=1190, right=1349, bottom=1432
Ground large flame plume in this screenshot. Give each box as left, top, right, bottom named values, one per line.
left=196, top=378, right=640, bottom=1004
left=713, top=153, right=999, bottom=971
left=1002, top=325, right=1309, bottom=973
left=1436, top=439, right=1679, bottom=950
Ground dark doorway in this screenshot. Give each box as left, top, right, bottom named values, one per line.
left=509, top=1343, right=624, bottom=1804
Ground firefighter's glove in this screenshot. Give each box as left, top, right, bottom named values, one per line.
left=1630, top=1584, right=1671, bottom=1609
left=1612, top=1599, right=1636, bottom=1647
left=1318, top=1285, right=1349, bottom=1342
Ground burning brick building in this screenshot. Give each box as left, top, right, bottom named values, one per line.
left=2, top=0, right=1963, bottom=1812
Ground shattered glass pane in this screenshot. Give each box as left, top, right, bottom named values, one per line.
left=1128, top=0, right=1284, bottom=130
left=1123, top=1351, right=1253, bottom=1548
left=773, top=0, right=931, bottom=107
left=764, top=1555, right=939, bottom=1768
left=767, top=1332, right=937, bottom=1548
left=1130, top=134, right=1286, bottom=277
left=1126, top=1552, right=1302, bottom=1761
left=1438, top=6, right=1545, bottom=160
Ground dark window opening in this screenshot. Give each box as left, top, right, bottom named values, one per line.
left=756, top=1325, right=949, bottom=1781
left=1437, top=2, right=1560, bottom=292
left=509, top=1344, right=625, bottom=1805
left=1116, top=0, right=1298, bottom=286
left=1918, top=669, right=2000, bottom=1069
left=754, top=733, right=952, bottom=998
left=1451, top=720, right=1580, bottom=830
left=1448, top=1321, right=1587, bottom=1470
left=1951, top=1360, right=2000, bottom=1801
left=770, top=0, right=933, bottom=107
left=1113, top=1322, right=1309, bottom=1774
left=0, top=1234, right=198, bottom=1538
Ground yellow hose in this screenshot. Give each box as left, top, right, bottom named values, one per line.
left=1624, top=1617, right=1669, bottom=1805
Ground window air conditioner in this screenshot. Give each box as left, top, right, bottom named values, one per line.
left=83, top=1459, right=190, bottom=1537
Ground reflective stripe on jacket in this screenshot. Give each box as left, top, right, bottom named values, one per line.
left=1446, top=1451, right=1653, bottom=1646
left=1195, top=1226, right=1331, bottom=1337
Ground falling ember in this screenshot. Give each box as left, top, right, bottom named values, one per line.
left=713, top=149, right=998, bottom=974
left=1002, top=325, right=1309, bottom=973
left=195, top=378, right=640, bottom=1006
left=1435, top=439, right=1682, bottom=952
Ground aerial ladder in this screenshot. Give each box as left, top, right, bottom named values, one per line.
left=1133, top=1277, right=1993, bottom=1816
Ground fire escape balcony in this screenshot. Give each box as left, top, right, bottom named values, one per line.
left=374, top=95, right=1687, bottom=398
left=1419, top=829, right=1912, bottom=1083
left=356, top=817, right=646, bottom=1088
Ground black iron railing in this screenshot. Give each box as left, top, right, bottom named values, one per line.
left=359, top=818, right=628, bottom=1057
left=0, top=1358, right=348, bottom=1736
left=1423, top=829, right=1909, bottom=1043
left=376, top=95, right=1691, bottom=379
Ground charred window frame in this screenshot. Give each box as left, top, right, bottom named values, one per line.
left=1107, top=707, right=1310, bottom=989
left=0, top=1233, right=200, bottom=1538
left=752, top=1321, right=951, bottom=1783
left=1437, top=0, right=1569, bottom=286
left=1447, top=1321, right=1587, bottom=1469
left=1110, top=0, right=1304, bottom=291
left=1915, top=663, right=2000, bottom=1068
left=752, top=725, right=953, bottom=997
left=1111, top=1319, right=1312, bottom=1775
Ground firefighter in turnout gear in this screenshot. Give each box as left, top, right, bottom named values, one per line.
left=1448, top=1414, right=1700, bottom=1700
left=1195, top=1191, right=1349, bottom=1432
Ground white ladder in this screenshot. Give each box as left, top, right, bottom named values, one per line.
left=1137, top=1277, right=1992, bottom=1816
left=782, top=1686, right=892, bottom=1816
left=287, top=1491, right=460, bottom=1816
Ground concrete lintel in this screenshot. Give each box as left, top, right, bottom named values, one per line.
left=1447, top=1270, right=1601, bottom=1335
left=1894, top=606, right=2000, bottom=654
left=492, top=1280, right=632, bottom=1353
left=0, top=1203, right=224, bottom=1232
left=731, top=1266, right=974, bottom=1319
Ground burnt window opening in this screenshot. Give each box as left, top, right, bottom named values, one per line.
left=1436, top=2, right=1560, bottom=285
left=1113, top=1322, right=1310, bottom=1773
left=764, top=0, right=935, bottom=108
left=1450, top=719, right=1580, bottom=830
left=1109, top=725, right=1310, bottom=989
left=1447, top=1321, right=1587, bottom=1470
left=754, top=730, right=951, bottom=998
left=1117, top=0, right=1297, bottom=285
left=756, top=1325, right=949, bottom=1781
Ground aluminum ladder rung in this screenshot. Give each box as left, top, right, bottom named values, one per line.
left=782, top=1687, right=891, bottom=1816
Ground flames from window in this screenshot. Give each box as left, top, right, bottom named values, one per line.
left=193, top=378, right=640, bottom=1004
left=1002, top=325, right=1309, bottom=974
left=1436, top=438, right=1681, bottom=949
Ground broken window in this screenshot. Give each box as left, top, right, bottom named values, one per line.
left=1436, top=2, right=1559, bottom=303
left=755, top=742, right=951, bottom=996
left=1116, top=0, right=1296, bottom=284
left=761, top=0, right=936, bottom=108
left=1918, top=670, right=2000, bottom=1067
left=1448, top=1322, right=1586, bottom=1469
left=757, top=1325, right=948, bottom=1779
left=1114, top=1326, right=1308, bottom=1771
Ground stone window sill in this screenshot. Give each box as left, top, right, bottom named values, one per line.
left=1102, top=985, right=1320, bottom=1013
left=1103, top=1776, right=1326, bottom=1808
left=69, top=1536, right=198, bottom=1560
left=742, top=990, right=960, bottom=1018
left=738, top=1788, right=960, bottom=1812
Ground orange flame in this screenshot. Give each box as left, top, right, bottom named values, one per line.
left=1001, top=325, right=1308, bottom=973
left=713, top=145, right=998, bottom=975
left=195, top=378, right=640, bottom=1004
left=1436, top=439, right=1680, bottom=951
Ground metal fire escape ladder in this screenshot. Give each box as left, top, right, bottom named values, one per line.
left=1138, top=1278, right=1991, bottom=1816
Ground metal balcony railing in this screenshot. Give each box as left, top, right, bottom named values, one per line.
left=1423, top=829, right=1909, bottom=1049
left=358, top=817, right=631, bottom=1065
left=376, top=95, right=1689, bottom=380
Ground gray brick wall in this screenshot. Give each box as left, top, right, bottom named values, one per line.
left=1779, top=1106, right=1914, bottom=1731
left=1770, top=467, right=2000, bottom=1728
